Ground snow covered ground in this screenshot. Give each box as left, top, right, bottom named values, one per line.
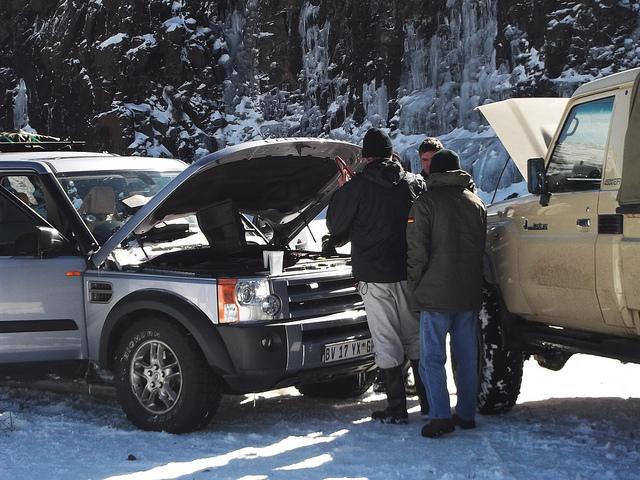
left=1, top=354, right=639, bottom=480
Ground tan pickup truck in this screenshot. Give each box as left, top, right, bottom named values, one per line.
left=474, top=68, right=640, bottom=413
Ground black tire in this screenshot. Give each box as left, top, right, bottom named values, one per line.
left=296, top=370, right=376, bottom=399
left=477, top=284, right=525, bottom=414
left=114, top=316, right=222, bottom=433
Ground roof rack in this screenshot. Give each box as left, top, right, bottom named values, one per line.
left=0, top=131, right=86, bottom=153
left=0, top=141, right=86, bottom=153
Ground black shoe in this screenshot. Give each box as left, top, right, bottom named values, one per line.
left=452, top=414, right=476, bottom=430
left=421, top=418, right=455, bottom=438
left=371, top=408, right=408, bottom=424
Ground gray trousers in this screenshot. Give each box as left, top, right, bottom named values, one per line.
left=358, top=280, right=420, bottom=369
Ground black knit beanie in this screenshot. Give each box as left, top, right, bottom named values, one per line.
left=361, top=128, right=393, bottom=158
left=430, top=149, right=460, bottom=173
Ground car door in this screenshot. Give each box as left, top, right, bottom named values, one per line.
left=0, top=180, right=87, bottom=363
left=517, top=94, right=614, bottom=331
left=595, top=86, right=637, bottom=332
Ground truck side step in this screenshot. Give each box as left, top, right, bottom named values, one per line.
left=510, top=322, right=640, bottom=364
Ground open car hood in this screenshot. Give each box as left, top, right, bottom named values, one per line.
left=476, top=98, right=569, bottom=182
left=91, top=138, right=363, bottom=267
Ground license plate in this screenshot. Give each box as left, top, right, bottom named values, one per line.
left=323, top=338, right=374, bottom=364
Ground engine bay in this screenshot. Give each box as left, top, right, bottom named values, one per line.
left=138, top=245, right=350, bottom=277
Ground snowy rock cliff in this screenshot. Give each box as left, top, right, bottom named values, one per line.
left=1, top=0, right=639, bottom=198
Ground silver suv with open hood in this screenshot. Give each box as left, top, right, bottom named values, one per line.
left=0, top=138, right=375, bottom=433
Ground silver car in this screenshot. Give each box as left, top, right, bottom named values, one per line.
left=0, top=138, right=375, bottom=432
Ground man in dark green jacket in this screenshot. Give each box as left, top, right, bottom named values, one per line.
left=406, top=149, right=487, bottom=438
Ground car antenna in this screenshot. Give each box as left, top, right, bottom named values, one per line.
left=490, top=154, right=512, bottom=205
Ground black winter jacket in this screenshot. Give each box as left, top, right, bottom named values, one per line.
left=407, top=170, right=487, bottom=312
left=327, top=158, right=424, bottom=282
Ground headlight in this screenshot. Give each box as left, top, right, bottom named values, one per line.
left=236, top=280, right=269, bottom=305
left=261, top=295, right=282, bottom=316
left=218, top=278, right=282, bottom=323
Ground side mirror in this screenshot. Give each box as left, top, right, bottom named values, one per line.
left=36, top=226, right=67, bottom=256
left=527, top=157, right=547, bottom=195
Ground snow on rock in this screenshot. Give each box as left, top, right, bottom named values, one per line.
left=2, top=0, right=640, bottom=195
left=98, top=33, right=129, bottom=50
left=126, top=34, right=157, bottom=57
left=163, top=16, right=192, bottom=33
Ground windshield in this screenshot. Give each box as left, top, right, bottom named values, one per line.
left=56, top=170, right=181, bottom=244
left=57, top=169, right=274, bottom=266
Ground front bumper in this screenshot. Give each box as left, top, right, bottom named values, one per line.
left=216, top=310, right=375, bottom=393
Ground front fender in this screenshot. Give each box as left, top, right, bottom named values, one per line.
left=99, top=289, right=234, bottom=375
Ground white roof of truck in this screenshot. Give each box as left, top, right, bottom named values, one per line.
left=0, top=151, right=187, bottom=173
left=573, top=68, right=640, bottom=97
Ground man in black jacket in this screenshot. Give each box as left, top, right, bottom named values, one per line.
left=327, top=127, right=428, bottom=424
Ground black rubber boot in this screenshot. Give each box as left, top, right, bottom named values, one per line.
left=375, top=361, right=412, bottom=395
left=371, top=366, right=408, bottom=424
left=410, top=359, right=429, bottom=416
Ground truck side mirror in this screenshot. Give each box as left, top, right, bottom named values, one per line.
left=36, top=226, right=67, bottom=256
left=527, top=157, right=546, bottom=195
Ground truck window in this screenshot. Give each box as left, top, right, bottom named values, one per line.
left=546, top=96, right=614, bottom=193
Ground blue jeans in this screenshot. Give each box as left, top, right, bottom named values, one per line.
left=419, top=310, right=478, bottom=420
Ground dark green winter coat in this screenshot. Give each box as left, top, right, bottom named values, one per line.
left=406, top=170, right=487, bottom=312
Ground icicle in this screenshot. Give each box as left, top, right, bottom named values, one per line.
left=362, top=80, right=388, bottom=128
left=13, top=79, right=32, bottom=132
left=298, top=1, right=331, bottom=107
left=398, top=0, right=511, bottom=135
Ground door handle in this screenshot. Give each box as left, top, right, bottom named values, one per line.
left=576, top=218, right=591, bottom=228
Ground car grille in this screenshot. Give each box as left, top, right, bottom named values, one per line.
left=282, top=274, right=363, bottom=319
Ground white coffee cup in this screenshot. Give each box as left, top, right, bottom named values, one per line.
left=268, top=251, right=284, bottom=275
left=263, top=250, right=270, bottom=269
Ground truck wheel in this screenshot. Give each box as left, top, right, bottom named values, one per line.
left=114, top=316, right=221, bottom=433
left=477, top=284, right=525, bottom=414
left=296, top=371, right=376, bottom=399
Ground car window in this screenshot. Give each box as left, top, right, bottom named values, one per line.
left=546, top=96, right=614, bottom=193
left=0, top=191, right=39, bottom=256
left=56, top=170, right=179, bottom=244
left=0, top=174, right=65, bottom=233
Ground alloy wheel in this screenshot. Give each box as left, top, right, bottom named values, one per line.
left=130, top=339, right=183, bottom=414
